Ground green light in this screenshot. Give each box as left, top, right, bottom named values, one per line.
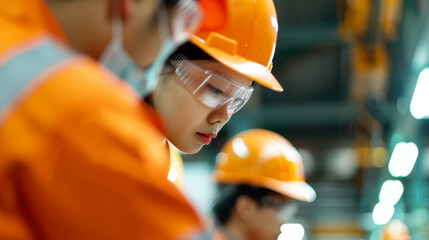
left=388, top=142, right=418, bottom=177
left=410, top=68, right=429, bottom=119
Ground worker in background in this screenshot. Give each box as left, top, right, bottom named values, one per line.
left=146, top=0, right=282, bottom=183
left=211, top=129, right=316, bottom=240
left=0, top=0, right=216, bottom=239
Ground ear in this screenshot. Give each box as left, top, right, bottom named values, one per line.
left=235, top=196, right=258, bottom=221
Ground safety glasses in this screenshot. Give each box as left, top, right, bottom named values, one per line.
left=261, top=195, right=292, bottom=211
left=170, top=54, right=254, bottom=114
left=261, top=195, right=298, bottom=219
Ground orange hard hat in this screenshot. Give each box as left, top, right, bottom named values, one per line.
left=213, top=129, right=316, bottom=202
left=190, top=0, right=283, bottom=92
left=382, top=220, right=411, bottom=240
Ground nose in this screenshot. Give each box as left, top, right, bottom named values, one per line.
left=207, top=102, right=231, bottom=125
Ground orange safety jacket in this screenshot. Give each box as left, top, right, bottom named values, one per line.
left=0, top=0, right=206, bottom=239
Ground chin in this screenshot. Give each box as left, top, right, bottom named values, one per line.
left=179, top=144, right=204, bottom=154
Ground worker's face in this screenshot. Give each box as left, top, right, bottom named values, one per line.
left=123, top=0, right=201, bottom=68
left=110, top=0, right=157, bottom=68
left=101, top=0, right=202, bottom=97
left=121, top=0, right=170, bottom=68
left=244, top=195, right=290, bottom=240
left=151, top=60, right=253, bottom=153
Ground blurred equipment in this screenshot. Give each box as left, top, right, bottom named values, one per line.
left=381, top=219, right=411, bottom=240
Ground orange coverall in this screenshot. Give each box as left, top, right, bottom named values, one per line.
left=0, top=0, right=205, bottom=239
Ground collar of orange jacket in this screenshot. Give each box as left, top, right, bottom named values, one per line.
left=0, top=0, right=67, bottom=53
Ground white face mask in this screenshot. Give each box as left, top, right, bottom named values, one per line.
left=100, top=4, right=181, bottom=98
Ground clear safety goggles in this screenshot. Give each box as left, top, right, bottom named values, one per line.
left=170, top=54, right=254, bottom=114
left=168, top=0, right=203, bottom=44
left=261, top=195, right=298, bottom=221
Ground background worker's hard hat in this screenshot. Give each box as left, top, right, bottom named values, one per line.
left=213, top=129, right=316, bottom=202
left=191, top=0, right=283, bottom=92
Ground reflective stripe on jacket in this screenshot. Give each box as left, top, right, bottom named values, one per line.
left=0, top=0, right=206, bottom=239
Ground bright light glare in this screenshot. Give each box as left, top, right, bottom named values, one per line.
left=278, top=224, right=305, bottom=240
left=271, top=17, right=279, bottom=32
left=379, top=180, right=404, bottom=205
left=232, top=138, right=249, bottom=159
left=388, top=142, right=419, bottom=177
left=167, top=165, right=178, bottom=183
left=372, top=202, right=394, bottom=225
left=410, top=68, right=429, bottom=119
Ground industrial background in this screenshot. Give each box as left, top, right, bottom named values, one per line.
left=181, top=0, right=429, bottom=239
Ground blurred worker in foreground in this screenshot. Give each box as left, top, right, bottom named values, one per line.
left=211, top=129, right=316, bottom=240
left=146, top=0, right=282, bottom=185
left=381, top=219, right=411, bottom=240
left=0, top=0, right=219, bottom=239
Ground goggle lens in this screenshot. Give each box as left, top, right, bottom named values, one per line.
left=170, top=55, right=254, bottom=114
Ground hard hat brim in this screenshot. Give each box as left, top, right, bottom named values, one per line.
left=265, top=179, right=316, bottom=203
left=214, top=173, right=316, bottom=202
left=190, top=36, right=284, bottom=92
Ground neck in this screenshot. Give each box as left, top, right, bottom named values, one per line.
left=223, top=218, right=248, bottom=240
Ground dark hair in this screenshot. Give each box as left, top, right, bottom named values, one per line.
left=169, top=41, right=215, bottom=61
left=157, top=41, right=214, bottom=83
left=164, top=0, right=180, bottom=5
left=212, top=184, right=276, bottom=225
left=167, top=42, right=256, bottom=85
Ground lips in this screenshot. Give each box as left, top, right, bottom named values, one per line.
left=196, top=132, right=217, bottom=145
